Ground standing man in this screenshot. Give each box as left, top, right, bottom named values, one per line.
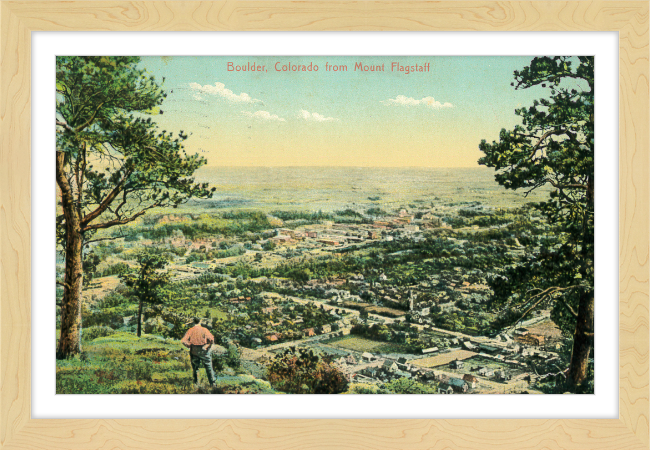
left=181, top=318, right=216, bottom=386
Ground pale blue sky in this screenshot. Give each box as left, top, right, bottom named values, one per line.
left=138, top=56, right=555, bottom=167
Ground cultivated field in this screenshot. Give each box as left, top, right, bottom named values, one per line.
left=411, top=349, right=478, bottom=368
left=328, top=337, right=386, bottom=352
left=365, top=306, right=407, bottom=317
left=524, top=318, right=563, bottom=341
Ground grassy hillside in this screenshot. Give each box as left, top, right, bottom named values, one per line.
left=55, top=331, right=277, bottom=394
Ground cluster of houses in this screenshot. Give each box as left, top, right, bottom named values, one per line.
left=437, top=374, right=479, bottom=394
left=125, top=208, right=563, bottom=393
left=289, top=268, right=494, bottom=324
left=257, top=207, right=447, bottom=250
left=265, top=323, right=339, bottom=342
left=262, top=223, right=383, bottom=248
left=332, top=352, right=438, bottom=384
left=326, top=349, right=516, bottom=393
left=147, top=209, right=512, bottom=333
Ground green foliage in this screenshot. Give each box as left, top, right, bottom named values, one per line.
left=83, top=303, right=138, bottom=329
left=283, top=267, right=312, bottom=283
left=151, top=370, right=192, bottom=384
left=97, top=262, right=132, bottom=278
left=111, top=380, right=185, bottom=394
left=120, top=251, right=171, bottom=336
left=206, top=375, right=276, bottom=394
left=334, top=208, right=362, bottom=218
left=82, top=251, right=102, bottom=285
left=55, top=330, right=278, bottom=395
left=81, top=325, right=116, bottom=341
left=101, top=357, right=155, bottom=381
left=351, top=323, right=393, bottom=342
left=56, top=368, right=113, bottom=394
left=383, top=377, right=437, bottom=394
left=97, top=292, right=128, bottom=309
left=225, top=344, right=241, bottom=369
left=266, top=347, right=348, bottom=394
left=133, top=212, right=271, bottom=241
left=345, top=383, right=386, bottom=394
left=271, top=210, right=333, bottom=223
left=211, top=354, right=226, bottom=373
left=186, top=246, right=246, bottom=264
left=56, top=56, right=214, bottom=245
left=478, top=56, right=594, bottom=336
left=195, top=272, right=226, bottom=285
left=366, top=207, right=387, bottom=216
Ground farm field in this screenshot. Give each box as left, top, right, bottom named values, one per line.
left=324, top=336, right=412, bottom=354
left=327, top=337, right=386, bottom=352
left=365, top=306, right=407, bottom=317
left=411, top=349, right=478, bottom=368
left=523, top=318, right=563, bottom=341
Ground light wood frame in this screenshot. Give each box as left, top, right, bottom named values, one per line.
left=1, top=1, right=647, bottom=449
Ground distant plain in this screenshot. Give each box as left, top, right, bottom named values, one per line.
left=185, top=166, right=549, bottom=213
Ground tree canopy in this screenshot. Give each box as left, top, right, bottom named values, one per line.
left=266, top=347, right=348, bottom=394
left=120, top=252, right=171, bottom=337
left=56, top=56, right=214, bottom=244
left=55, top=56, right=214, bottom=358
left=478, top=56, right=594, bottom=390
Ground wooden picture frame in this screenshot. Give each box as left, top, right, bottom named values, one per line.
left=1, top=1, right=647, bottom=449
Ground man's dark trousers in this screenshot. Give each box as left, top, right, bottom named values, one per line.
left=190, top=345, right=216, bottom=385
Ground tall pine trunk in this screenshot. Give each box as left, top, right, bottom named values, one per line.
left=56, top=151, right=84, bottom=359
left=567, top=292, right=594, bottom=391
left=566, top=175, right=595, bottom=392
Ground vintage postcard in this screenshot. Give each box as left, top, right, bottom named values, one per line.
left=55, top=55, right=594, bottom=394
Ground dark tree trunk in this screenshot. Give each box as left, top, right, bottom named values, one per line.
left=137, top=297, right=143, bottom=337
left=567, top=174, right=594, bottom=392
left=567, top=291, right=594, bottom=392
left=56, top=151, right=84, bottom=359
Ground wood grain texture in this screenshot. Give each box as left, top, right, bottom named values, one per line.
left=0, top=1, right=647, bottom=449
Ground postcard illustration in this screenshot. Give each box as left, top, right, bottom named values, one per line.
left=56, top=56, right=594, bottom=394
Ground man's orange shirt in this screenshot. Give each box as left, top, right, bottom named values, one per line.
left=181, top=325, right=215, bottom=347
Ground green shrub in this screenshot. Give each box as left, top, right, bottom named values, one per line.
left=383, top=377, right=437, bottom=394
left=82, top=326, right=116, bottom=341
left=95, top=346, right=132, bottom=359
left=83, top=306, right=137, bottom=329
left=134, top=347, right=171, bottom=360
left=345, top=383, right=386, bottom=394
left=151, top=371, right=192, bottom=384
left=126, top=360, right=154, bottom=381
left=97, top=292, right=128, bottom=309
left=209, top=375, right=276, bottom=394
left=225, top=344, right=241, bottom=369
left=92, top=331, right=139, bottom=344
left=212, top=354, right=226, bottom=373
left=56, top=370, right=113, bottom=394
left=112, top=380, right=185, bottom=394
left=98, top=262, right=131, bottom=278
left=103, top=358, right=154, bottom=381
left=156, top=358, right=191, bottom=372
left=266, top=348, right=348, bottom=394
left=56, top=365, right=97, bottom=376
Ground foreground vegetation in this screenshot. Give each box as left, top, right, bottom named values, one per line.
left=56, top=331, right=276, bottom=394
left=57, top=329, right=443, bottom=394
